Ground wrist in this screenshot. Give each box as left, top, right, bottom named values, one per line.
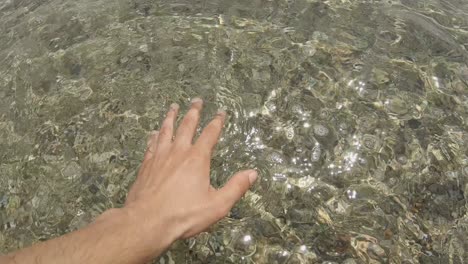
left=97, top=207, right=176, bottom=261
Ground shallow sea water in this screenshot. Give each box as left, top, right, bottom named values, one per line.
left=1, top=0, right=468, bottom=263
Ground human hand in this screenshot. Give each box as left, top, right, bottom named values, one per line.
left=122, top=98, right=258, bottom=257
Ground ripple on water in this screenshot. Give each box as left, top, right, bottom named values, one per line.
left=3, top=0, right=468, bottom=262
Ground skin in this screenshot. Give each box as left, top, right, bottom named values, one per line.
left=1, top=98, right=258, bottom=264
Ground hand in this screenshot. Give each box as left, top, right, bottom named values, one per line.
left=123, top=98, right=258, bottom=256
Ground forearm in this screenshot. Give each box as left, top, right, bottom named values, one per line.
left=4, top=209, right=174, bottom=264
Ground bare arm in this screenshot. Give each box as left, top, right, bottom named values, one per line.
left=3, top=98, right=257, bottom=264
left=3, top=209, right=173, bottom=264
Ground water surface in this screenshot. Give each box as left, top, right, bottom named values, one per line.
left=1, top=0, right=467, bottom=263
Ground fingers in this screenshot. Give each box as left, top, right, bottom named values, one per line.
left=216, top=170, right=258, bottom=210
left=195, top=110, right=226, bottom=154
left=143, top=130, right=159, bottom=163
left=155, top=103, right=179, bottom=156
left=174, top=98, right=203, bottom=147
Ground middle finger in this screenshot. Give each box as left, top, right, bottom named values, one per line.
left=174, top=97, right=203, bottom=147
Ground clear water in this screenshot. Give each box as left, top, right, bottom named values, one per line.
left=1, top=0, right=467, bottom=263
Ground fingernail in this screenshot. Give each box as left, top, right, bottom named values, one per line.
left=170, top=103, right=179, bottom=111
left=217, top=109, right=226, bottom=117
left=248, top=170, right=258, bottom=185
left=191, top=97, right=203, bottom=104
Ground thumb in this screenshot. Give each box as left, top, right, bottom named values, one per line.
left=218, top=170, right=258, bottom=208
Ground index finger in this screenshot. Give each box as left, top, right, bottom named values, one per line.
left=195, top=110, right=226, bottom=154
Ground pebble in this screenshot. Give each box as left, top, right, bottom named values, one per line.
left=311, top=145, right=322, bottom=162
left=120, top=56, right=129, bottom=64
left=62, top=162, right=82, bottom=180
left=319, top=108, right=332, bottom=120
left=396, top=155, right=408, bottom=164
left=368, top=243, right=386, bottom=257
left=313, top=124, right=329, bottom=137
left=342, top=259, right=357, bottom=264
left=362, top=134, right=379, bottom=151
left=385, top=97, right=409, bottom=115
left=267, top=151, right=286, bottom=164
left=139, top=44, right=148, bottom=53
left=285, top=126, right=295, bottom=140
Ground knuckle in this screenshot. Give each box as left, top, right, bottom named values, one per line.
left=164, top=110, right=175, bottom=120
left=159, top=126, right=172, bottom=138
